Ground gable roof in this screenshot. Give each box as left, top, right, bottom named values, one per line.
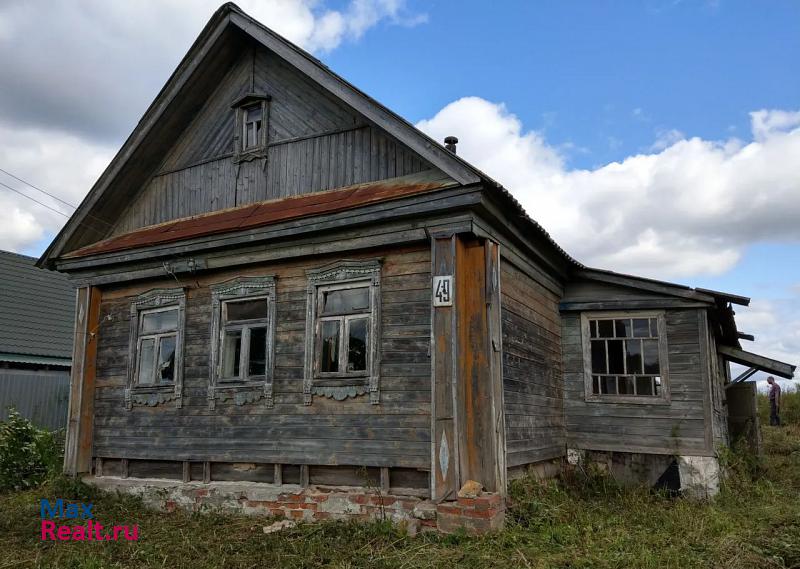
left=0, top=251, right=74, bottom=365
left=37, top=2, right=493, bottom=267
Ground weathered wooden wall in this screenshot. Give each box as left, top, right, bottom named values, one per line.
left=92, top=246, right=431, bottom=470
left=112, top=44, right=432, bottom=235
left=499, top=259, right=566, bottom=469
left=562, top=307, right=713, bottom=456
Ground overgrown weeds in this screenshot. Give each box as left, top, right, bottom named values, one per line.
left=0, top=409, right=62, bottom=492
left=0, top=416, right=798, bottom=567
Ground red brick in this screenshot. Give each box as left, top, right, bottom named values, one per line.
left=289, top=510, right=305, bottom=520
left=456, top=497, right=477, bottom=508
left=349, top=494, right=369, bottom=504
left=310, top=495, right=329, bottom=503
left=436, top=504, right=463, bottom=516
left=279, top=494, right=304, bottom=503
left=313, top=512, right=332, bottom=520
left=371, top=495, right=396, bottom=506
left=270, top=509, right=285, bottom=517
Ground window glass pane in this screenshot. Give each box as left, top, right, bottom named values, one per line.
left=625, top=339, right=643, bottom=375
left=632, top=318, right=650, bottom=338
left=245, top=104, right=262, bottom=122
left=141, top=309, right=178, bottom=333
left=221, top=329, right=242, bottom=378
left=137, top=338, right=156, bottom=385
left=248, top=326, right=267, bottom=376
left=601, top=376, right=617, bottom=395
left=322, top=287, right=369, bottom=314
left=590, top=340, right=606, bottom=374
left=157, top=335, right=176, bottom=383
left=597, top=320, right=614, bottom=338
left=636, top=377, right=654, bottom=396
left=614, top=319, right=632, bottom=338
left=320, top=320, right=340, bottom=373
left=618, top=376, right=635, bottom=395
left=347, top=318, right=368, bottom=372
left=643, top=340, right=660, bottom=374
left=592, top=376, right=600, bottom=395
left=654, top=376, right=662, bottom=396
left=607, top=340, right=624, bottom=374
left=245, top=123, right=255, bottom=148
left=226, top=299, right=268, bottom=322
left=650, top=318, right=659, bottom=337
left=590, top=320, right=598, bottom=339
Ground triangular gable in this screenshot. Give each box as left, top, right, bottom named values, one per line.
left=39, top=2, right=486, bottom=267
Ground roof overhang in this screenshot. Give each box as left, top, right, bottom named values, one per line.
left=718, top=345, right=796, bottom=380
left=0, top=352, right=71, bottom=368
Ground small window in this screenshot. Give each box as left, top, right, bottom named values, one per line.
left=583, top=312, right=669, bottom=403
left=135, top=307, right=178, bottom=385
left=219, top=297, right=270, bottom=380
left=208, top=277, right=276, bottom=409
left=125, top=288, right=186, bottom=409
left=316, top=284, right=371, bottom=376
left=242, top=104, right=262, bottom=150
left=231, top=94, right=269, bottom=160
left=304, top=260, right=381, bottom=405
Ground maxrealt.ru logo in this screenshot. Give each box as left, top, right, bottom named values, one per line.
left=40, top=499, right=139, bottom=541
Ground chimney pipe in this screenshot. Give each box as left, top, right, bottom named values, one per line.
left=444, top=136, right=458, bottom=154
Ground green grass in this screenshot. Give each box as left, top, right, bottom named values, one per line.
left=1, top=425, right=798, bottom=568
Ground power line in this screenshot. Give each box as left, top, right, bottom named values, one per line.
left=0, top=165, right=113, bottom=228
left=0, top=179, right=70, bottom=218
left=0, top=179, right=111, bottom=237
left=0, top=166, right=77, bottom=209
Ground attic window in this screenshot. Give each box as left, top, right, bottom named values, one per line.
left=232, top=93, right=270, bottom=160
left=242, top=103, right=263, bottom=150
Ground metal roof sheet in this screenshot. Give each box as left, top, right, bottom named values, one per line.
left=0, top=251, right=75, bottom=360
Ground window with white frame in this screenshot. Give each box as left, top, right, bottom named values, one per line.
left=135, top=307, right=178, bottom=386
left=208, top=276, right=276, bottom=409
left=582, top=312, right=669, bottom=402
left=241, top=103, right=263, bottom=151
left=304, top=260, right=381, bottom=405
left=125, top=287, right=186, bottom=409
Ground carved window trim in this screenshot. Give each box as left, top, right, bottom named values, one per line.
left=208, top=276, right=277, bottom=409
left=304, top=260, right=381, bottom=405
left=125, top=288, right=186, bottom=409
left=580, top=310, right=671, bottom=406
left=232, top=93, right=270, bottom=163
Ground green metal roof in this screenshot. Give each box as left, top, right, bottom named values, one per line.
left=0, top=250, right=74, bottom=362
left=0, top=352, right=71, bottom=367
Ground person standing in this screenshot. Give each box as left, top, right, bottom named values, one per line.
left=767, top=376, right=782, bottom=426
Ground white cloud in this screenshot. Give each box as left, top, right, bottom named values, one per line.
left=0, top=0, right=423, bottom=254
left=735, top=296, right=800, bottom=381
left=417, top=98, right=800, bottom=280
left=0, top=0, right=424, bottom=142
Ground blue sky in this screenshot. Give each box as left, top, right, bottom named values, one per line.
left=0, top=0, right=797, bottom=383
left=325, top=0, right=800, bottom=170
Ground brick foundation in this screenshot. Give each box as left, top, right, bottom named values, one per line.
left=87, top=476, right=504, bottom=534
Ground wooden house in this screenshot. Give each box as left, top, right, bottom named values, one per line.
left=39, top=4, right=795, bottom=532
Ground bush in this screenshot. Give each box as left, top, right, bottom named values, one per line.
left=0, top=408, right=62, bottom=492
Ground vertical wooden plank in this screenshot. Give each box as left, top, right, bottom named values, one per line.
left=455, top=237, right=500, bottom=492
left=203, top=461, right=211, bottom=484
left=300, top=464, right=310, bottom=488
left=698, top=309, right=715, bottom=454
left=64, top=286, right=101, bottom=476
left=485, top=241, right=507, bottom=494
left=182, top=461, right=190, bottom=483
left=63, top=288, right=88, bottom=475
left=431, top=235, right=458, bottom=501
left=380, top=467, right=390, bottom=492
left=95, top=457, right=103, bottom=477
left=274, top=463, right=283, bottom=486
left=122, top=458, right=129, bottom=479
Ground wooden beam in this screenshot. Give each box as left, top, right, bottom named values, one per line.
left=718, top=345, right=796, bottom=379
left=63, top=286, right=101, bottom=475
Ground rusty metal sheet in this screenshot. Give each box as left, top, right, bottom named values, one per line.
left=65, top=175, right=456, bottom=259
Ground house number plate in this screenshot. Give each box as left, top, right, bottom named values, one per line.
left=432, top=275, right=453, bottom=307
